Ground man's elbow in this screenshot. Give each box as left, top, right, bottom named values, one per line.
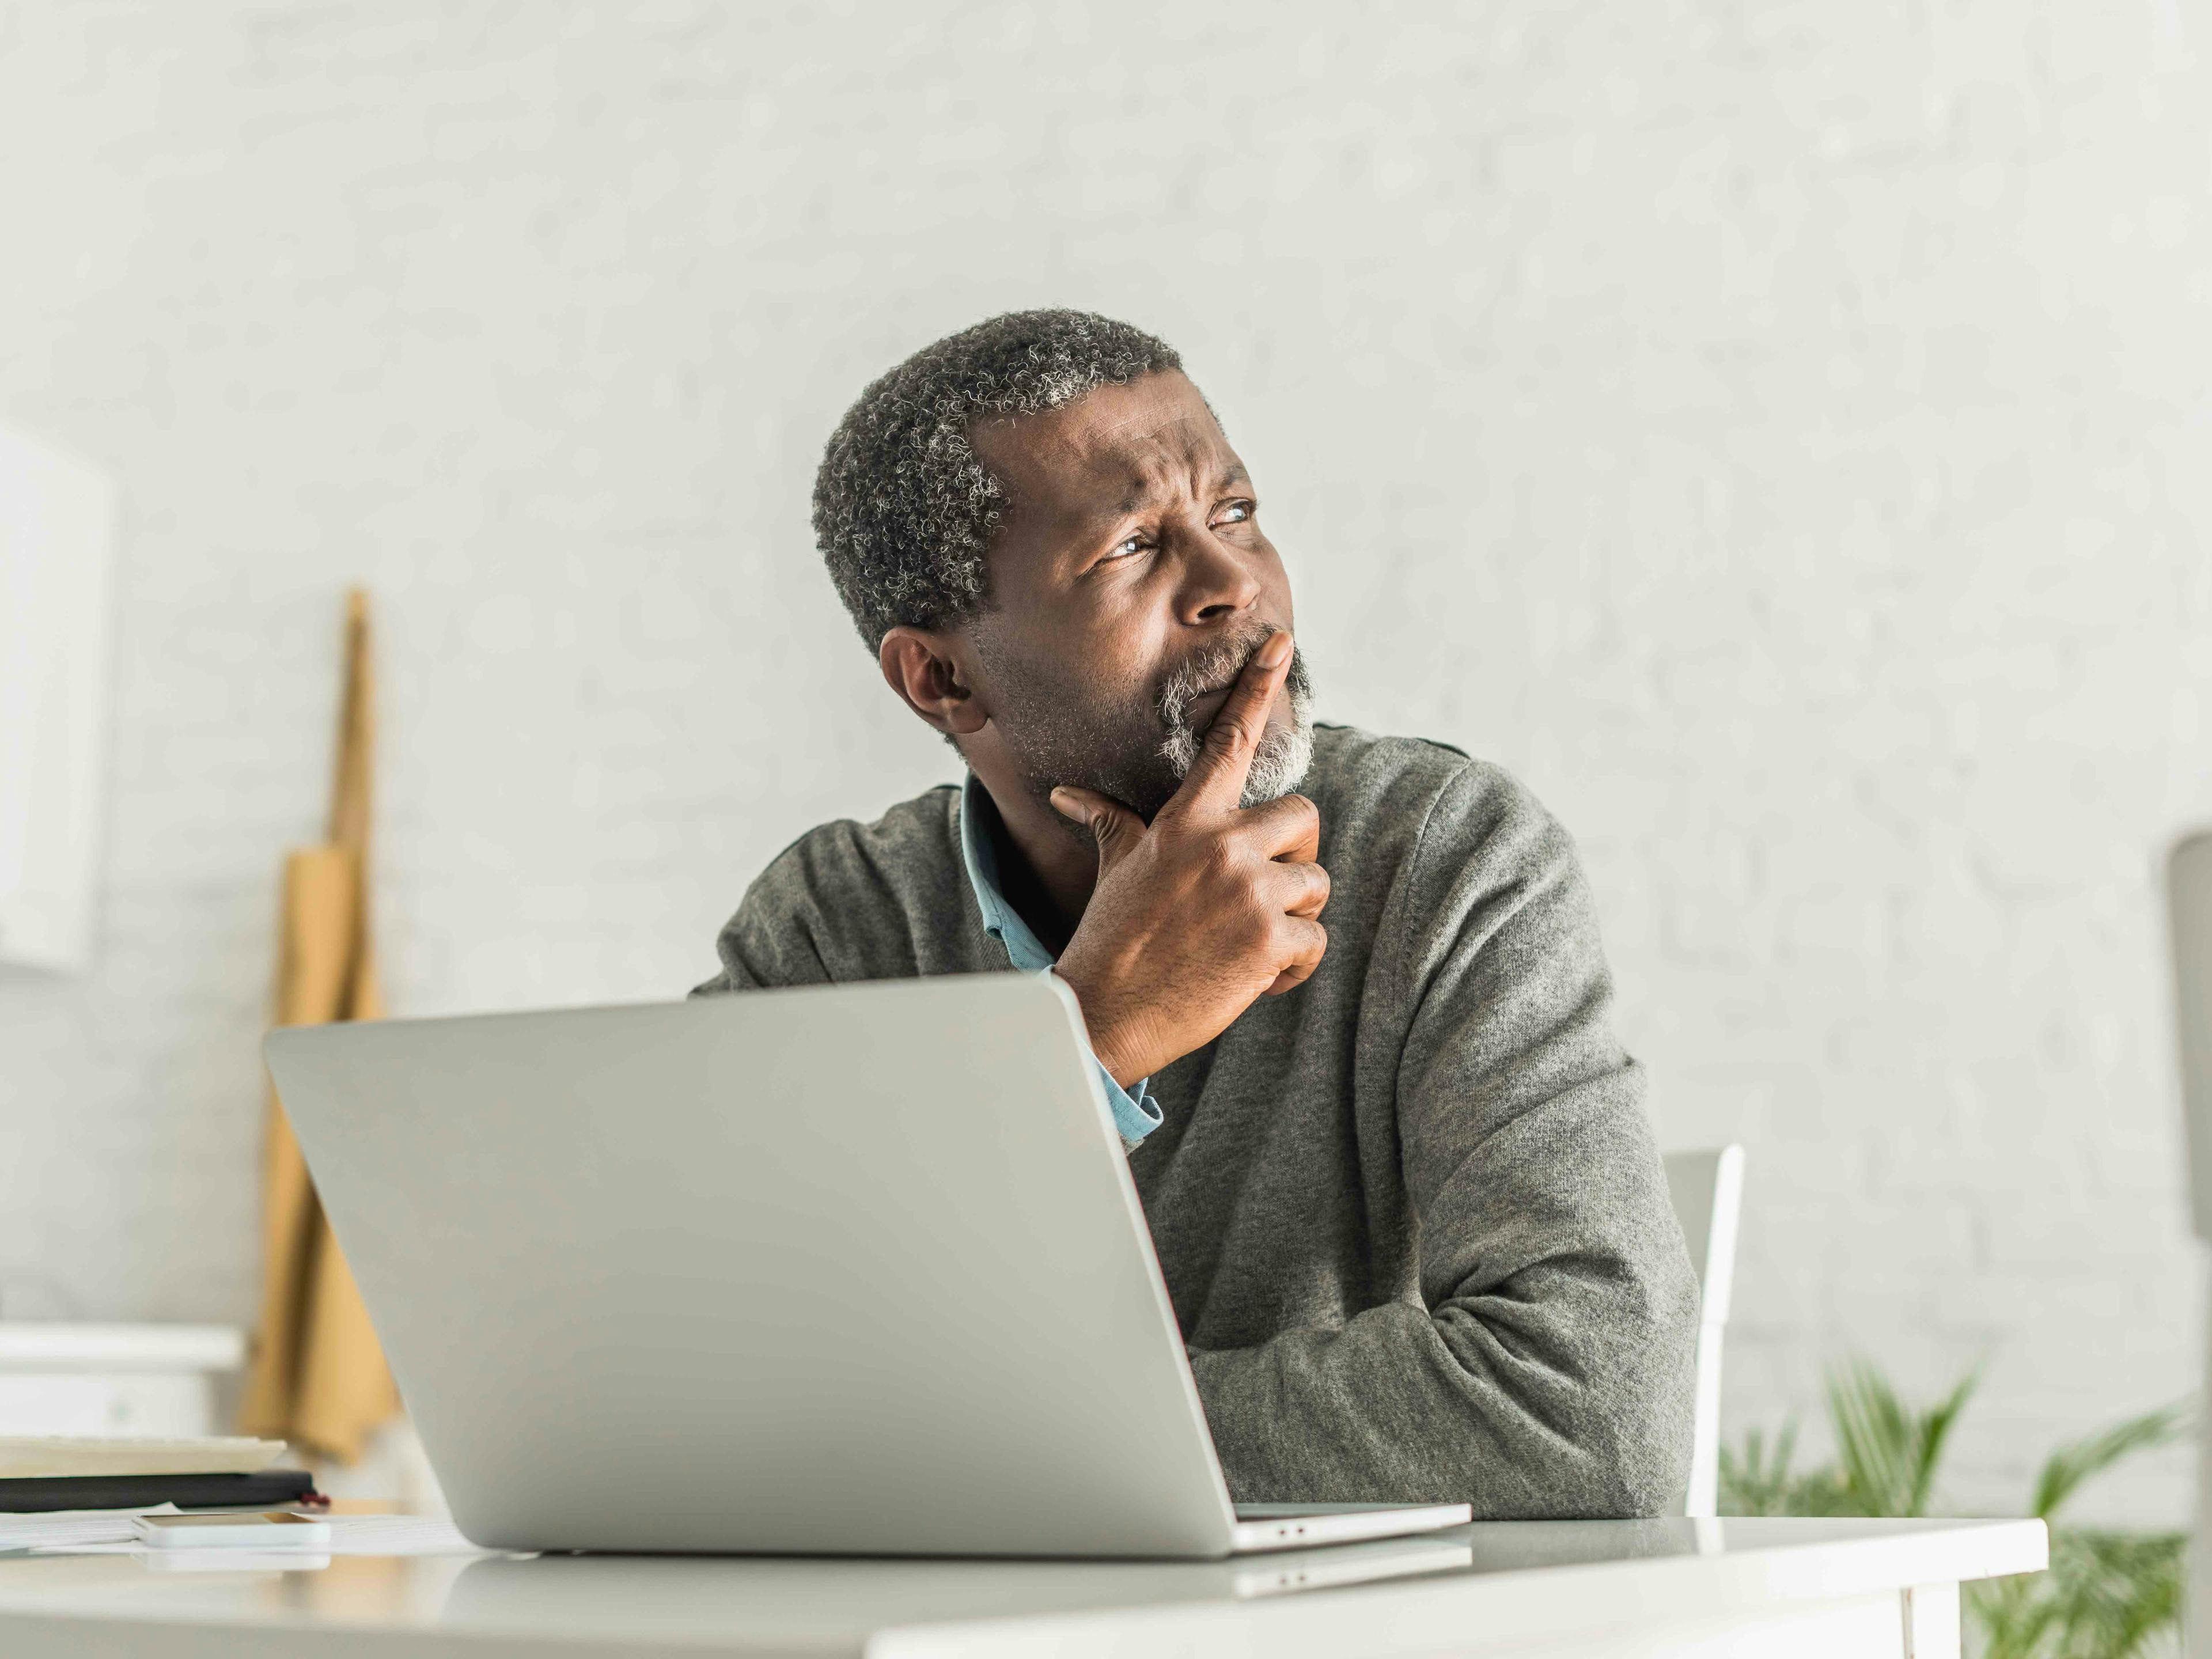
left=1436, top=1259, right=1702, bottom=1516
left=1600, top=1417, right=1692, bottom=1518
left=1513, top=1399, right=1691, bottom=1519
left=1525, top=1376, right=1695, bottom=1518
left=1513, top=1302, right=1700, bottom=1517
left=1580, top=1297, right=1701, bottom=1517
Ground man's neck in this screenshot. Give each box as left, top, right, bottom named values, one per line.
left=970, top=760, right=1097, bottom=952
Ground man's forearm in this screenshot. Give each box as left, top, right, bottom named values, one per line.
left=1187, top=1283, right=1689, bottom=1517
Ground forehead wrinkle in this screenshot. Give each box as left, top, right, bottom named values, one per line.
left=1064, top=398, right=1212, bottom=467
left=1088, top=426, right=1238, bottom=523
left=990, top=391, right=1244, bottom=552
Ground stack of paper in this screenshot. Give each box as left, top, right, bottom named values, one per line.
left=4, top=1512, right=488, bottom=1558
left=0, top=1509, right=179, bottom=1552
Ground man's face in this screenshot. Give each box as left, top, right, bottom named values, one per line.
left=960, top=370, right=1312, bottom=821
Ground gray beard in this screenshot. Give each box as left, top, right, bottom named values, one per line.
left=1154, top=631, right=1316, bottom=808
left=975, top=625, right=1318, bottom=824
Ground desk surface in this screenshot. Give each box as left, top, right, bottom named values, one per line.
left=0, top=1511, right=2047, bottom=1659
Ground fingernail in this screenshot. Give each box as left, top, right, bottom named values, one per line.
left=1048, top=788, right=1078, bottom=819
left=1260, top=631, right=1292, bottom=668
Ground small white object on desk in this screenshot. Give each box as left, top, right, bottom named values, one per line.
left=132, top=1513, right=330, bottom=1550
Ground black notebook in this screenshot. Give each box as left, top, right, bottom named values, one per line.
left=0, top=1468, right=321, bottom=1513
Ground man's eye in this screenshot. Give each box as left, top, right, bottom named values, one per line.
left=1108, top=536, right=1146, bottom=558
left=1217, top=501, right=1254, bottom=525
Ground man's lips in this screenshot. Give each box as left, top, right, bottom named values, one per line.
left=1181, top=681, right=1242, bottom=732
left=1165, top=631, right=1292, bottom=732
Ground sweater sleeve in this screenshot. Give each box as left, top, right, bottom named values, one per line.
left=1184, top=766, right=1700, bottom=1516
left=689, top=840, right=836, bottom=997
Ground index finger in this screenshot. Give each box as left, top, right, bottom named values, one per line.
left=1168, top=629, right=1291, bottom=817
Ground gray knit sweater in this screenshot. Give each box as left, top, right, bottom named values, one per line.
left=694, top=724, right=1699, bottom=1516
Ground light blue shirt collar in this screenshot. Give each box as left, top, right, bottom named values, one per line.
left=957, top=775, right=1162, bottom=1146
left=958, top=775, right=1057, bottom=974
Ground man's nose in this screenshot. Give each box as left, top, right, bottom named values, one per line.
left=1172, top=523, right=1261, bottom=625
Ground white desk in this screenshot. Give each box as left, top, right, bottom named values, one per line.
left=0, top=1510, right=2042, bottom=1658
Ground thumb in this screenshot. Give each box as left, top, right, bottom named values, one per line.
left=1049, top=786, right=1144, bottom=872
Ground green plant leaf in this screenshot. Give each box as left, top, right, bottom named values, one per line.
left=1824, top=1355, right=1979, bottom=1517
left=1721, top=1357, right=2192, bottom=1657
left=2017, top=1528, right=2185, bottom=1659
left=1908, top=1364, right=1979, bottom=1518
left=2029, top=1405, right=2191, bottom=1522
left=1718, top=1422, right=1800, bottom=1517
left=1824, top=1358, right=1911, bottom=1515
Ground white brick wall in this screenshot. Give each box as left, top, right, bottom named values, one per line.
left=2, top=2, right=2207, bottom=1521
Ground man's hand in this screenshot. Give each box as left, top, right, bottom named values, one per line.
left=1049, top=630, right=1329, bottom=1088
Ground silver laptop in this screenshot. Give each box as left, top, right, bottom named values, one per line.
left=264, top=973, right=1471, bottom=1558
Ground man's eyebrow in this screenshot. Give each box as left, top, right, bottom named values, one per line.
left=1106, top=460, right=1252, bottom=519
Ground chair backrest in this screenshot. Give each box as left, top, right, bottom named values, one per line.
left=1662, top=1145, right=1746, bottom=1519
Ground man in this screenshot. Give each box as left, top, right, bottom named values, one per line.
left=696, top=309, right=1699, bottom=1515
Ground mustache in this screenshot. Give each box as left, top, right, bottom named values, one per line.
left=1155, top=626, right=1307, bottom=734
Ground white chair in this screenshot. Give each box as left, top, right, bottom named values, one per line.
left=2164, top=833, right=2212, bottom=1658
left=1663, top=1145, right=1746, bottom=1519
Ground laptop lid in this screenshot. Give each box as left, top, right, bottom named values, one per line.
left=264, top=974, right=1243, bottom=1558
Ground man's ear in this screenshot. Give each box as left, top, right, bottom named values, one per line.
left=878, top=627, right=990, bottom=739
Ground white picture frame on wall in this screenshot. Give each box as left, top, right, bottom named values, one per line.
left=0, top=425, right=115, bottom=973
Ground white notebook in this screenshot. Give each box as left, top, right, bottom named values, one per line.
left=0, top=1437, right=287, bottom=1480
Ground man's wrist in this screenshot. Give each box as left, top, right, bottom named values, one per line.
left=1051, top=966, right=1149, bottom=1088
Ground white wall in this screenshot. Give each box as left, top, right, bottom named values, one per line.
left=2, top=2, right=2207, bottom=1520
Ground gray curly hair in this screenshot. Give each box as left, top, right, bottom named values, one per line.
left=812, top=309, right=1183, bottom=650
